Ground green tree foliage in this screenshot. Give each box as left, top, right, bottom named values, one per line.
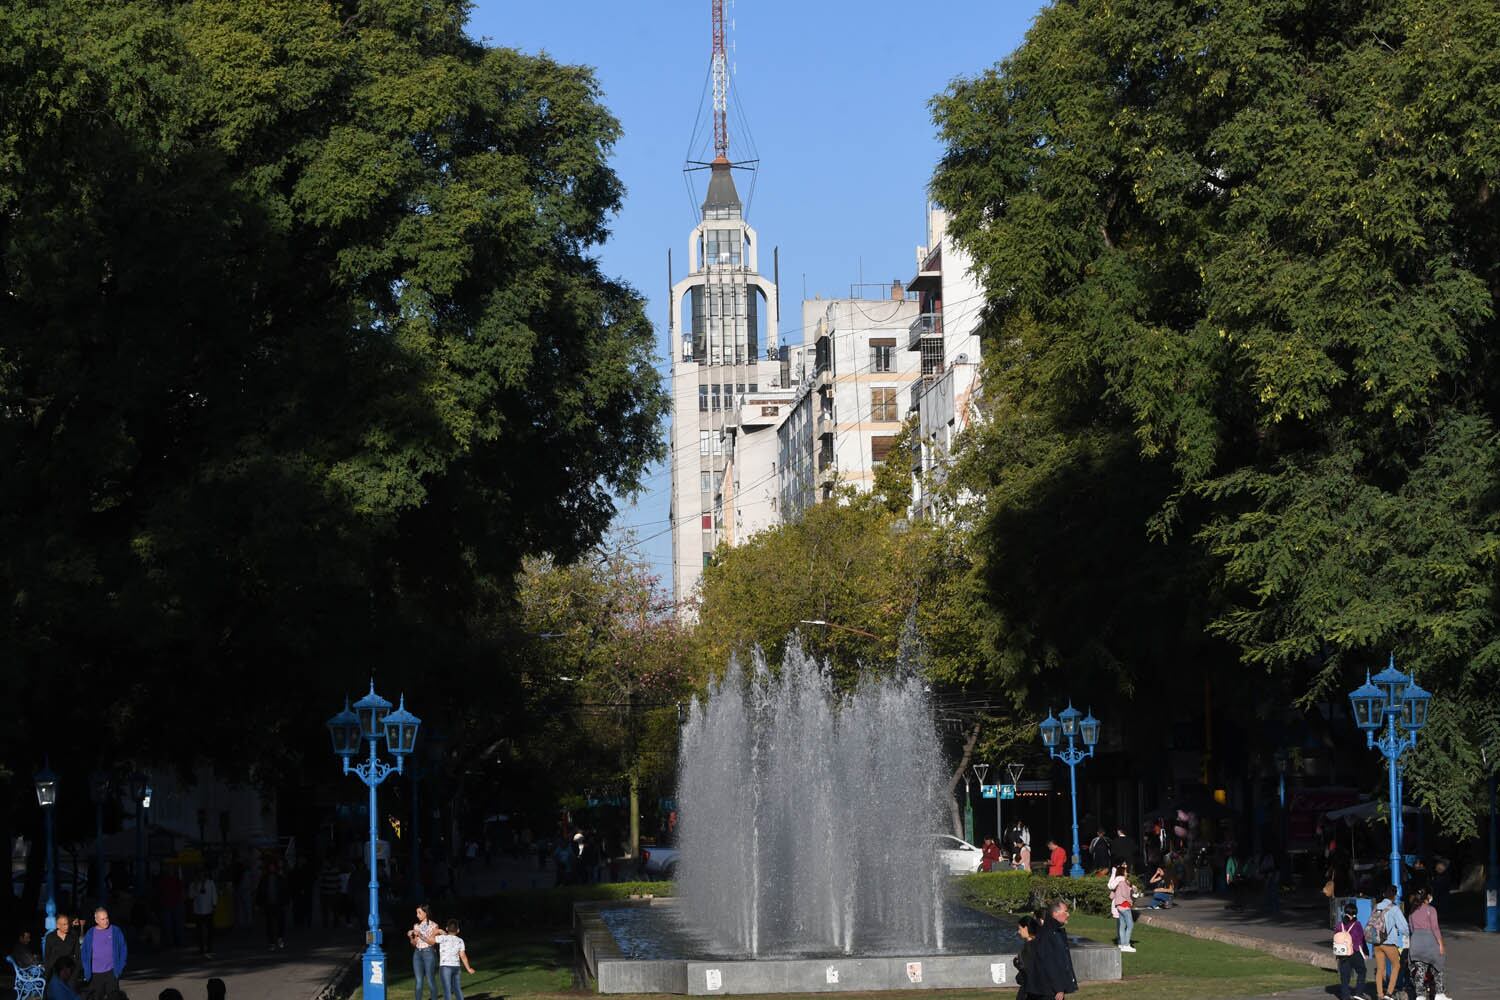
left=932, top=0, right=1500, bottom=831
left=515, top=550, right=694, bottom=853
left=0, top=1, right=664, bottom=791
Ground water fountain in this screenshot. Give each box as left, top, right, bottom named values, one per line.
left=575, top=640, right=1121, bottom=994
left=675, top=643, right=947, bottom=956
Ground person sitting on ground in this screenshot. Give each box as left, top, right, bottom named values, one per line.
left=206, top=977, right=226, bottom=1000
left=45, top=956, right=83, bottom=1000
left=1147, top=864, right=1175, bottom=908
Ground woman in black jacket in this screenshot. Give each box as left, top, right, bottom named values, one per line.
left=1012, top=915, right=1042, bottom=1000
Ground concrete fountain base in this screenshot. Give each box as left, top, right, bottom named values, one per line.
left=575, top=900, right=1123, bottom=995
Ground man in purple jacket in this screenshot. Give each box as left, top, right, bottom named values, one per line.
left=78, top=907, right=127, bottom=999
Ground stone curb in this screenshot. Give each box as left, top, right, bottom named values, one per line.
left=1135, top=910, right=1338, bottom=971
left=312, top=950, right=363, bottom=1000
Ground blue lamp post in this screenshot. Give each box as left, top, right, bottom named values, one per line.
left=1040, top=703, right=1099, bottom=878
left=34, top=761, right=58, bottom=932
left=1348, top=655, right=1431, bottom=898
left=329, top=683, right=420, bottom=1000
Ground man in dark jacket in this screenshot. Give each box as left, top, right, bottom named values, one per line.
left=1087, top=829, right=1113, bottom=873
left=1026, top=900, right=1078, bottom=1000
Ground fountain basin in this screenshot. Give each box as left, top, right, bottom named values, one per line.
left=575, top=899, right=1123, bottom=994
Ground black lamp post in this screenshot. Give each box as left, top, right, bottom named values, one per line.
left=89, top=770, right=110, bottom=905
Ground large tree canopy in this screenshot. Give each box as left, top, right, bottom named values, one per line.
left=933, top=0, right=1500, bottom=832
left=0, top=0, right=664, bottom=788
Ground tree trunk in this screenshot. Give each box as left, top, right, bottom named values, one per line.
left=947, top=722, right=981, bottom=838
left=629, top=770, right=641, bottom=861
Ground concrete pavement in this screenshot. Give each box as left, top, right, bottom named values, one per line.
left=1138, top=891, right=1500, bottom=998
left=114, top=925, right=355, bottom=1000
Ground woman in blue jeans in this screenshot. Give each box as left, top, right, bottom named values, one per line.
left=406, top=904, right=439, bottom=1000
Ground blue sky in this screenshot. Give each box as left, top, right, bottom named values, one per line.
left=466, top=0, right=1045, bottom=577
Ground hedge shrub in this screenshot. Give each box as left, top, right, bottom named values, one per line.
left=957, top=871, right=1135, bottom=917
left=438, top=880, right=675, bottom=929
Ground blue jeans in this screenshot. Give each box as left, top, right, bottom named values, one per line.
left=413, top=948, right=438, bottom=1000
left=440, top=964, right=464, bottom=1000
left=1117, top=907, right=1134, bottom=947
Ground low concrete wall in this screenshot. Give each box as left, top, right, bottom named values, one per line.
left=577, top=901, right=1121, bottom=995
left=1136, top=909, right=1336, bottom=971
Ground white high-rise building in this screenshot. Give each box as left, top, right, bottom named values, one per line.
left=907, top=205, right=984, bottom=519
left=667, top=161, right=781, bottom=612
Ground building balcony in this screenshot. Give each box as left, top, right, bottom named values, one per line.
left=908, top=375, right=936, bottom=413
left=907, top=312, right=943, bottom=350
left=816, top=410, right=835, bottom=439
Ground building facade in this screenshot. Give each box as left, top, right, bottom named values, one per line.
left=667, top=162, right=782, bottom=610
left=906, top=206, right=984, bottom=520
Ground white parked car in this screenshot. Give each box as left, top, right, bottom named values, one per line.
left=928, top=834, right=983, bottom=875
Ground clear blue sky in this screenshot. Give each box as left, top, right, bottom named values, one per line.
left=466, top=0, right=1045, bottom=578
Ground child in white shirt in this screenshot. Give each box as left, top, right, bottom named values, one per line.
left=426, top=919, right=476, bottom=1000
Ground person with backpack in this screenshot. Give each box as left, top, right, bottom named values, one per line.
left=1332, top=901, right=1368, bottom=1000
left=1369, top=885, right=1409, bottom=1000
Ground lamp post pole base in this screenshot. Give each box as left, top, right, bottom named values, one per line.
left=1069, top=860, right=1085, bottom=878
left=362, top=940, right=387, bottom=1000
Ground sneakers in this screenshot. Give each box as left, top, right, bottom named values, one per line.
left=1118, top=944, right=1136, bottom=952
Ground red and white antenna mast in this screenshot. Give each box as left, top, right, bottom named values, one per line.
left=711, top=0, right=729, bottom=161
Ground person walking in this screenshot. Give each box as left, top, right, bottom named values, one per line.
left=1046, top=839, right=1067, bottom=877
left=42, top=914, right=80, bottom=979
left=317, top=857, right=342, bottom=928
left=258, top=859, right=288, bottom=950
left=1407, top=888, right=1448, bottom=1000
left=1027, top=900, right=1078, bottom=1000
left=1087, top=829, right=1112, bottom=874
left=1332, top=900, right=1368, bottom=1000
left=427, top=919, right=476, bottom=1000
left=157, top=867, right=186, bottom=949
left=1108, top=863, right=1135, bottom=953
left=190, top=869, right=218, bottom=958
left=407, top=903, right=440, bottom=1000
left=79, top=907, right=127, bottom=1000
left=1368, top=885, right=1409, bottom=1000
left=1012, top=915, right=1042, bottom=1000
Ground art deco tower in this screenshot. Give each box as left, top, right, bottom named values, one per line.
left=666, top=0, right=780, bottom=613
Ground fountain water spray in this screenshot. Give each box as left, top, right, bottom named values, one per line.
left=676, top=640, right=946, bottom=957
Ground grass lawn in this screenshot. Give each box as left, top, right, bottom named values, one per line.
left=352, top=927, right=575, bottom=999
left=1059, top=912, right=1330, bottom=999
left=355, top=908, right=1332, bottom=1000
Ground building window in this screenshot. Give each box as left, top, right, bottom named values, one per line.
left=700, top=431, right=711, bottom=455
left=701, top=471, right=711, bottom=493
left=711, top=384, right=721, bottom=410
left=871, top=435, right=895, bottom=464
left=702, top=514, right=713, bottom=530
left=699, top=385, right=708, bottom=412
left=871, top=343, right=895, bottom=373
left=871, top=387, right=898, bottom=422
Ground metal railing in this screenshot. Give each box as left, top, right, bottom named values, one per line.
left=907, top=312, right=943, bottom=350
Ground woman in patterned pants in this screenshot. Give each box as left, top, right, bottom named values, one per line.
left=1406, top=889, right=1449, bottom=1000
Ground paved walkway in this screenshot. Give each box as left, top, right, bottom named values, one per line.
left=117, top=926, right=354, bottom=1000
left=1139, top=892, right=1500, bottom=998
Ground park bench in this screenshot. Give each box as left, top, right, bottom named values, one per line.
left=4, top=955, right=44, bottom=1000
